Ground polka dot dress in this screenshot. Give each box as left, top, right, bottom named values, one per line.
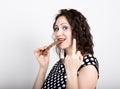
left=78, top=54, right=99, bottom=74
left=42, top=54, right=99, bottom=89
left=42, top=61, right=67, bottom=89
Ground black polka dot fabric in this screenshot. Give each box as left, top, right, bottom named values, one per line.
left=78, top=54, right=99, bottom=75
left=42, top=61, right=67, bottom=89
left=41, top=54, right=99, bottom=89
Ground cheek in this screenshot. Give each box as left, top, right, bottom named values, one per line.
left=67, top=33, right=72, bottom=43
left=67, top=32, right=72, bottom=39
left=53, top=33, right=57, bottom=39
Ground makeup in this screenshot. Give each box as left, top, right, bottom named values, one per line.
left=40, top=40, right=64, bottom=55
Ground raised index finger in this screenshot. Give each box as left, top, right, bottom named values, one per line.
left=72, top=38, right=77, bottom=54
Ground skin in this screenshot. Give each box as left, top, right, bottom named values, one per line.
left=33, top=16, right=98, bottom=89
left=33, top=46, right=50, bottom=89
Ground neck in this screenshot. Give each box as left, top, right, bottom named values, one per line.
left=65, top=46, right=73, bottom=55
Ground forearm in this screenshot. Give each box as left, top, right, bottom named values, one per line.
left=66, top=72, right=79, bottom=89
left=33, top=68, right=47, bottom=89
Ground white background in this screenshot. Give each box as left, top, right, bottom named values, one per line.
left=0, top=0, right=120, bottom=89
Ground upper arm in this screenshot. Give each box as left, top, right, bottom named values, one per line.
left=77, top=55, right=99, bottom=89
left=78, top=65, right=98, bottom=89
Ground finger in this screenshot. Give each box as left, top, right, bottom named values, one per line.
left=35, top=46, right=47, bottom=52
left=39, top=46, right=48, bottom=51
left=64, top=55, right=70, bottom=67
left=34, top=46, right=48, bottom=56
left=76, top=51, right=81, bottom=56
left=42, top=49, right=50, bottom=56
left=72, top=38, right=77, bottom=54
left=76, top=51, right=83, bottom=61
left=42, top=46, right=51, bottom=55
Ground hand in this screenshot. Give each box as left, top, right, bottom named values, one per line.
left=64, top=39, right=83, bottom=75
left=34, top=46, right=50, bottom=69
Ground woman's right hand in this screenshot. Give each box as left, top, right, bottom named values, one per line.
left=34, top=46, right=50, bottom=69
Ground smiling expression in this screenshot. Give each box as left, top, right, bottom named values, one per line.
left=53, top=16, right=73, bottom=50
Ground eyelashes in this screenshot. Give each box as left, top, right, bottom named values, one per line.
left=54, top=27, right=59, bottom=32
left=54, top=25, right=69, bottom=32
left=62, top=25, right=68, bottom=30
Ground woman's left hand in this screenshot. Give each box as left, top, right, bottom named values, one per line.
left=64, top=39, right=83, bottom=76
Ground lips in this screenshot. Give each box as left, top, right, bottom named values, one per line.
left=57, top=38, right=65, bottom=44
left=57, top=38, right=65, bottom=41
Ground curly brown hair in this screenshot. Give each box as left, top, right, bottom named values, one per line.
left=53, top=9, right=94, bottom=58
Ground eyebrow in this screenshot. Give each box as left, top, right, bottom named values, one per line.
left=55, top=23, right=68, bottom=26
left=54, top=25, right=58, bottom=28
left=61, top=23, right=68, bottom=25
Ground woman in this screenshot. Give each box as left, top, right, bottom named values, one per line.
left=33, top=9, right=99, bottom=89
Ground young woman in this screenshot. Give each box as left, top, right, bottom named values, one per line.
left=33, top=9, right=99, bottom=89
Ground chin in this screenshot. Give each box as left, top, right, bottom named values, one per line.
left=58, top=43, right=71, bottom=50
left=58, top=45, right=68, bottom=50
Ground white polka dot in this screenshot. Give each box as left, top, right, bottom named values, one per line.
left=87, top=62, right=91, bottom=65
left=57, top=83, right=60, bottom=86
left=84, top=56, right=87, bottom=59
left=54, top=80, right=56, bottom=82
left=47, top=83, right=49, bottom=86
left=61, top=78, right=63, bottom=81
left=54, top=86, right=56, bottom=88
left=92, top=62, right=95, bottom=65
left=47, top=81, right=50, bottom=83
left=51, top=82, right=53, bottom=84
left=54, top=83, right=56, bottom=85
left=90, top=57, right=94, bottom=61
left=59, top=70, right=61, bottom=73
left=44, top=85, right=46, bottom=88
left=95, top=58, right=97, bottom=62
left=85, top=59, right=89, bottom=62
left=61, top=81, right=64, bottom=84
left=48, top=78, right=50, bottom=80
left=54, top=77, right=56, bottom=80
left=62, top=84, right=66, bottom=88
left=81, top=61, right=84, bottom=65
left=61, top=65, right=63, bottom=67
left=62, top=68, right=64, bottom=71
left=57, top=80, right=60, bottom=83
left=58, top=75, right=60, bottom=77
left=58, top=87, right=62, bottom=89
left=57, top=78, right=60, bottom=80
left=64, top=75, right=67, bottom=78
left=89, top=54, right=92, bottom=57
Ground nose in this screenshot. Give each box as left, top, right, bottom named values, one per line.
left=55, top=29, right=63, bottom=37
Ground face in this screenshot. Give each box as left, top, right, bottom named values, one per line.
left=53, top=16, right=72, bottom=50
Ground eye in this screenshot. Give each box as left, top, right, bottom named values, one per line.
left=54, top=27, right=59, bottom=32
left=62, top=25, right=68, bottom=30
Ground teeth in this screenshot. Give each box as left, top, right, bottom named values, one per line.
left=58, top=39, right=65, bottom=41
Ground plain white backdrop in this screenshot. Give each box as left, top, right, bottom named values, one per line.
left=0, top=0, right=120, bottom=89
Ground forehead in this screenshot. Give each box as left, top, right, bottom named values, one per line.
left=55, top=16, right=69, bottom=25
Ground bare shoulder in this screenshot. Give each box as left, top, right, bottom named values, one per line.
left=78, top=54, right=99, bottom=77
left=78, top=64, right=98, bottom=79
left=77, top=54, right=99, bottom=89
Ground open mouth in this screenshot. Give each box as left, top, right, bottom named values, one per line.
left=57, top=38, right=66, bottom=44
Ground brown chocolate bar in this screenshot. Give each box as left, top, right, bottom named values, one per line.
left=40, top=40, right=64, bottom=55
